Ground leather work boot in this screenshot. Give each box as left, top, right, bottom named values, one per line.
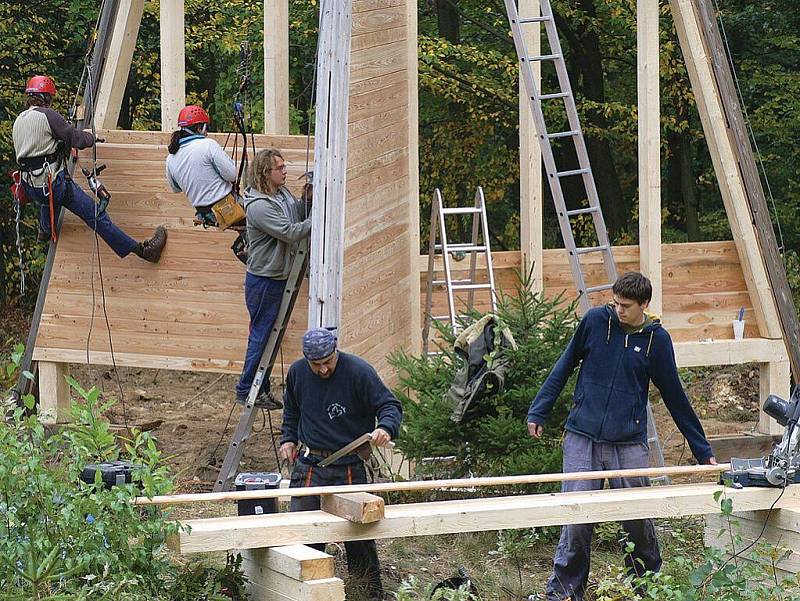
left=134, top=225, right=167, bottom=263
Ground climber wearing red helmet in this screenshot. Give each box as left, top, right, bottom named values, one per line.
left=12, top=75, right=167, bottom=262
left=165, top=104, right=241, bottom=229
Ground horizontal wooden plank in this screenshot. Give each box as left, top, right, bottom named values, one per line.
left=674, top=339, right=788, bottom=367
left=170, top=483, right=800, bottom=553
left=94, top=130, right=313, bottom=149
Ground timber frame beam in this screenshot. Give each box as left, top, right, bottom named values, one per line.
left=170, top=483, right=800, bottom=554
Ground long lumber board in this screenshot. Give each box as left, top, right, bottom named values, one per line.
left=169, top=483, right=800, bottom=554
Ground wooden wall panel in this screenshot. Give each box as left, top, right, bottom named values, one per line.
left=341, top=0, right=416, bottom=380
left=419, top=241, right=757, bottom=344
left=32, top=135, right=312, bottom=375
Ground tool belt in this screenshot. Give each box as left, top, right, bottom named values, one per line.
left=18, top=148, right=64, bottom=174
left=210, top=193, right=246, bottom=230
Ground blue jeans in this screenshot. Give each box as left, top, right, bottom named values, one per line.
left=235, top=272, right=286, bottom=399
left=546, top=432, right=662, bottom=601
left=23, top=171, right=138, bottom=257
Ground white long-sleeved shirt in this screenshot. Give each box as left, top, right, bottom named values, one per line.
left=165, top=136, right=237, bottom=208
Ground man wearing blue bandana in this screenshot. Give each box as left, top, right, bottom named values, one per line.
left=279, top=328, right=403, bottom=601
left=527, top=272, right=716, bottom=601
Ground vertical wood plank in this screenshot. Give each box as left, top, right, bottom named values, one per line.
left=160, top=0, right=185, bottom=132
left=758, top=360, right=790, bottom=435
left=38, top=362, right=71, bottom=425
left=264, top=0, right=290, bottom=134
left=637, top=0, right=662, bottom=313
left=407, top=0, right=421, bottom=353
left=519, top=0, right=543, bottom=292
left=309, top=0, right=352, bottom=331
left=94, top=0, right=145, bottom=129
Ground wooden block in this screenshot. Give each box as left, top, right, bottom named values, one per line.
left=241, top=545, right=334, bottom=581
left=37, top=362, right=71, bottom=425
left=244, top=565, right=345, bottom=601
left=321, top=492, right=385, bottom=523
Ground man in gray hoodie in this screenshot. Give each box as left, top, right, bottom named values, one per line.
left=235, top=148, right=311, bottom=408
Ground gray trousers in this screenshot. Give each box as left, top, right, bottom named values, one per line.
left=546, top=431, right=662, bottom=601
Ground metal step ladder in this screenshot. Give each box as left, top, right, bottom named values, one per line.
left=213, top=239, right=309, bottom=492
left=422, top=187, right=498, bottom=356
left=503, top=0, right=668, bottom=483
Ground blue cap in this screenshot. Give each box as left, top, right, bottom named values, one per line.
left=302, top=328, right=337, bottom=360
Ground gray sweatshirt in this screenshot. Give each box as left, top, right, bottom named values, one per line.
left=244, top=186, right=311, bottom=279
left=165, top=136, right=237, bottom=208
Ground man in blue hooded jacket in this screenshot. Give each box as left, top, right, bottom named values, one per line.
left=527, top=272, right=716, bottom=601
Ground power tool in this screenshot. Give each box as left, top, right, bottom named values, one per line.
left=724, top=388, right=800, bottom=487
left=81, top=163, right=112, bottom=214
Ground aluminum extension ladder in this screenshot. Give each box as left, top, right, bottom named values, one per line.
left=503, top=0, right=668, bottom=482
left=213, top=239, right=309, bottom=492
left=422, top=187, right=498, bottom=356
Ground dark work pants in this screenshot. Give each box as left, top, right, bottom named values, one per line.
left=546, top=432, right=662, bottom=601
left=290, top=459, right=383, bottom=599
left=235, top=272, right=285, bottom=399
left=23, top=171, right=138, bottom=257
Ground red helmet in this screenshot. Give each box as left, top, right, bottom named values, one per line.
left=177, top=105, right=210, bottom=128
left=25, top=75, right=57, bottom=96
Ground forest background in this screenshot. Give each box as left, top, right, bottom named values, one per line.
left=0, top=0, right=798, bottom=306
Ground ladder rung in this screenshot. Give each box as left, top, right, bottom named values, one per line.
left=540, top=92, right=569, bottom=100
left=557, top=168, right=590, bottom=178
left=451, top=283, right=492, bottom=291
left=432, top=279, right=475, bottom=286
left=441, top=207, right=482, bottom=215
left=517, top=16, right=551, bottom=24
left=548, top=130, right=579, bottom=139
left=566, top=207, right=599, bottom=216
left=575, top=245, right=609, bottom=255
left=432, top=315, right=451, bottom=321
left=585, top=283, right=614, bottom=294
left=526, top=53, right=561, bottom=62
left=434, top=244, right=488, bottom=253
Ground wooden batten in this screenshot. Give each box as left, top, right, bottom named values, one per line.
left=159, top=0, right=185, bottom=131
left=320, top=492, right=385, bottom=523
left=172, top=483, right=800, bottom=554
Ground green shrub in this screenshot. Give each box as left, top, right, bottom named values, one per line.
left=0, top=350, right=249, bottom=600
left=390, top=272, right=579, bottom=480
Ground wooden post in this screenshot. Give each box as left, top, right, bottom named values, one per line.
left=519, top=0, right=543, bottom=291
left=759, top=360, right=790, bottom=435
left=94, top=0, right=145, bottom=129
left=159, top=0, right=185, bottom=132
left=38, top=362, right=71, bottom=425
left=637, top=0, right=662, bottom=313
left=669, top=0, right=782, bottom=341
left=407, top=0, right=421, bottom=353
left=263, top=0, right=289, bottom=134
left=308, top=0, right=352, bottom=331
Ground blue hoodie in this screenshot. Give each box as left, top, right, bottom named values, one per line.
left=527, top=305, right=714, bottom=462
